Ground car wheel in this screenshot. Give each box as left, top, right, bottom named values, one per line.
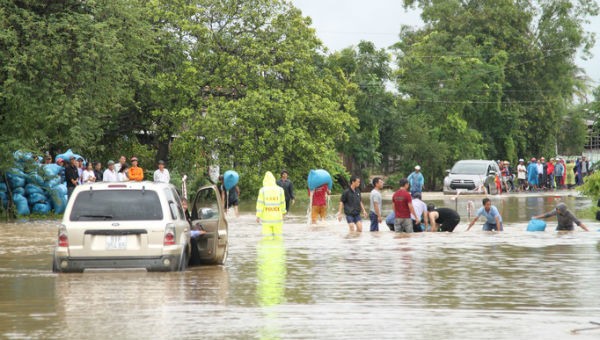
left=217, top=243, right=228, bottom=265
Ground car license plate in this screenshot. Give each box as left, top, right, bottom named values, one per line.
left=106, top=235, right=127, bottom=250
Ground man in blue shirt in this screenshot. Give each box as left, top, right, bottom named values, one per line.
left=466, top=198, right=503, bottom=231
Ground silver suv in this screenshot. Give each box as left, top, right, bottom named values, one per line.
left=443, top=160, right=500, bottom=195
left=53, top=182, right=228, bottom=272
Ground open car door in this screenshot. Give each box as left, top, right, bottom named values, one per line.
left=189, top=185, right=228, bottom=265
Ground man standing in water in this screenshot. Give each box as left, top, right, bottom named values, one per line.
left=337, top=176, right=367, bottom=232
left=256, top=171, right=287, bottom=236
left=276, top=170, right=295, bottom=214
left=392, top=178, right=419, bottom=233
left=533, top=203, right=589, bottom=231
left=466, top=198, right=503, bottom=231
left=368, top=177, right=384, bottom=232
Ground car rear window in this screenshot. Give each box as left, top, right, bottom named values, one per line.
left=451, top=162, right=489, bottom=175
left=69, top=190, right=163, bottom=221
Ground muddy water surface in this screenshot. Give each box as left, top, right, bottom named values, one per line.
left=1, top=193, right=600, bottom=339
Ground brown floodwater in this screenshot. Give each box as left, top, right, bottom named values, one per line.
left=1, top=192, right=600, bottom=339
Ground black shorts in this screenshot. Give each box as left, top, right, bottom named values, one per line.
left=439, top=218, right=460, bottom=232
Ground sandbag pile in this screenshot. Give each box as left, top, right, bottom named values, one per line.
left=1, top=150, right=74, bottom=216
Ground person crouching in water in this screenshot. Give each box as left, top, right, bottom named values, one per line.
left=427, top=204, right=460, bottom=232
left=533, top=203, right=589, bottom=231
left=466, top=198, right=503, bottom=231
left=256, top=171, right=287, bottom=237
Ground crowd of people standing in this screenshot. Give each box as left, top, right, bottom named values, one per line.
left=46, top=155, right=171, bottom=198
left=508, top=156, right=591, bottom=192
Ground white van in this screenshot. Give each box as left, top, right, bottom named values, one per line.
left=53, top=181, right=228, bottom=272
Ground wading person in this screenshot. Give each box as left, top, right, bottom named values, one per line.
left=256, top=171, right=287, bottom=236
left=428, top=204, right=460, bottom=232
left=392, top=178, right=419, bottom=233
left=276, top=170, right=295, bottom=213
left=337, top=176, right=367, bottom=232
left=411, top=192, right=428, bottom=232
left=310, top=183, right=330, bottom=225
left=533, top=203, right=589, bottom=231
left=368, top=177, right=384, bottom=232
left=466, top=198, right=503, bottom=231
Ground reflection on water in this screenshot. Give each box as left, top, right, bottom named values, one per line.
left=1, top=195, right=600, bottom=339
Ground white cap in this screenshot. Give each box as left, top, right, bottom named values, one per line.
left=415, top=165, right=421, bottom=170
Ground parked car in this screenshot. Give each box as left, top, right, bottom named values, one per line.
left=443, top=160, right=500, bottom=195
left=53, top=182, right=228, bottom=273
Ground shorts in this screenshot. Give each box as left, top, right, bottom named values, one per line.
left=482, top=222, right=502, bottom=231
left=394, top=218, right=413, bottom=233
left=346, top=214, right=362, bottom=224
left=228, top=198, right=239, bottom=207
left=311, top=205, right=327, bottom=221
left=439, top=218, right=460, bottom=232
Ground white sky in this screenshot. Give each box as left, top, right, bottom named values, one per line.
left=292, top=0, right=600, bottom=92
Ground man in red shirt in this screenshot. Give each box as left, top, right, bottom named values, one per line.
left=392, top=178, right=419, bottom=233
left=310, top=184, right=330, bottom=224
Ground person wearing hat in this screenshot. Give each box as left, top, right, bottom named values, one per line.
left=517, top=159, right=527, bottom=192
left=276, top=170, right=295, bottom=213
left=153, top=160, right=170, bottom=183
left=553, top=158, right=565, bottom=190
left=407, top=165, right=425, bottom=196
left=501, top=160, right=514, bottom=192
left=128, top=157, right=144, bottom=181
left=103, top=160, right=118, bottom=182
left=533, top=203, right=589, bottom=231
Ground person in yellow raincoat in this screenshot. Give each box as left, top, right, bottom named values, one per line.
left=256, top=171, right=287, bottom=235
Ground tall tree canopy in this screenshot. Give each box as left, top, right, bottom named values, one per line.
left=396, top=0, right=598, bottom=170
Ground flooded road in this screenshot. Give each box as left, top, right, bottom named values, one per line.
left=1, top=192, right=600, bottom=339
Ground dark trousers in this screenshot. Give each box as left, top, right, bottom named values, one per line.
left=369, top=212, right=379, bottom=232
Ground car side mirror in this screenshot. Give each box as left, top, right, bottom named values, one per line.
left=446, top=169, right=451, bottom=174
left=488, top=170, right=496, bottom=176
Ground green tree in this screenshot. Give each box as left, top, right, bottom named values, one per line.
left=152, top=0, right=355, bottom=191
left=327, top=41, right=394, bottom=177
left=395, top=0, right=598, bottom=185
left=0, top=0, right=158, bottom=170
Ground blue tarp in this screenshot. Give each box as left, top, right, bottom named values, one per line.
left=224, top=170, right=239, bottom=191
left=307, top=169, right=333, bottom=190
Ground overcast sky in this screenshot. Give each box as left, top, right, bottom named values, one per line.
left=292, top=0, right=600, bottom=90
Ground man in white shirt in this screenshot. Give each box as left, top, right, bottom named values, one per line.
left=411, top=192, right=429, bottom=232
left=114, top=155, right=126, bottom=174
left=517, top=159, right=527, bottom=191
left=153, top=160, right=170, bottom=183
left=103, top=160, right=118, bottom=182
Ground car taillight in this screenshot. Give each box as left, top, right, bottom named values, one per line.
left=164, top=224, right=176, bottom=246
left=58, top=225, right=69, bottom=247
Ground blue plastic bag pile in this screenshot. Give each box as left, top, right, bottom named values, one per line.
left=0, top=150, right=81, bottom=216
